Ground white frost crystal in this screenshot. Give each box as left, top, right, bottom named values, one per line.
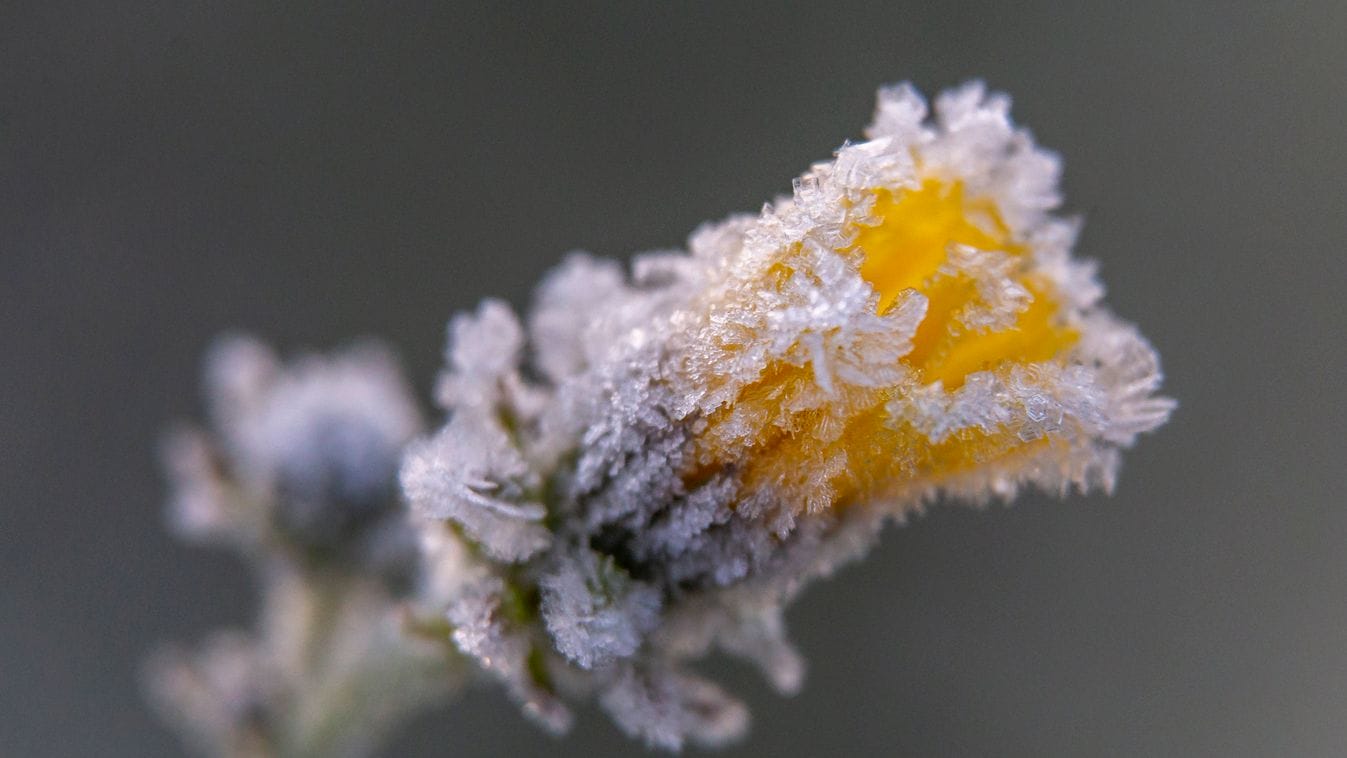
left=403, top=82, right=1173, bottom=749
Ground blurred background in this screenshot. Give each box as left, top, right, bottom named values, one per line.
left=3, top=2, right=1345, bottom=755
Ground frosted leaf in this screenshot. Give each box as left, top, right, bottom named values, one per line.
left=160, top=426, right=243, bottom=543
left=444, top=575, right=529, bottom=678
left=400, top=417, right=551, bottom=563
left=714, top=607, right=804, bottom=695
left=599, top=664, right=749, bottom=751
left=527, top=253, right=630, bottom=384
left=204, top=333, right=279, bottom=436
left=445, top=574, right=573, bottom=734
left=539, top=549, right=662, bottom=670
left=651, top=600, right=805, bottom=696
left=437, top=299, right=525, bottom=411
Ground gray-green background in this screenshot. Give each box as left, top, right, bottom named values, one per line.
left=4, top=2, right=1344, bottom=755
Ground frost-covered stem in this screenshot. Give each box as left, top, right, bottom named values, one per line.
left=267, top=566, right=464, bottom=758
left=291, top=637, right=465, bottom=758
left=269, top=566, right=346, bottom=756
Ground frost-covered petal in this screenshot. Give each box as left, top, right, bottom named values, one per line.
left=400, top=419, right=551, bottom=563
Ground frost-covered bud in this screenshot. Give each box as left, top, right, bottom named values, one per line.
left=154, top=340, right=467, bottom=758
left=164, top=335, right=424, bottom=578
left=405, top=82, right=1173, bottom=749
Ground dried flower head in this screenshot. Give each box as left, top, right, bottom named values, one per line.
left=402, top=81, right=1173, bottom=749
left=163, top=334, right=426, bottom=577
left=151, top=337, right=461, bottom=756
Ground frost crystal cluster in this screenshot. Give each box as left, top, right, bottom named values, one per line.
left=151, top=82, right=1172, bottom=756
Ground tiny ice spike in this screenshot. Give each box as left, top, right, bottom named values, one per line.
left=402, top=82, right=1174, bottom=750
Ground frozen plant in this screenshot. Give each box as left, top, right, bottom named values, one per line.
left=152, top=82, right=1173, bottom=755
left=148, top=336, right=464, bottom=756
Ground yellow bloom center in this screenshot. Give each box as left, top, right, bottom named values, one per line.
left=856, top=180, right=1011, bottom=314
left=853, top=179, right=1076, bottom=389
left=690, top=179, right=1079, bottom=514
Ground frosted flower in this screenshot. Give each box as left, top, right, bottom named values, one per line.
left=152, top=337, right=461, bottom=756
left=164, top=334, right=424, bottom=577
left=153, top=81, right=1174, bottom=756
left=403, top=81, right=1173, bottom=750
